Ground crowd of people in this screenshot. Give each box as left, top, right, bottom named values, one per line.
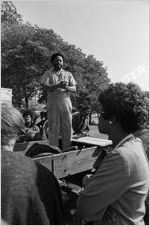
left=16, top=109, right=48, bottom=143
left=1, top=52, right=149, bottom=225
left=15, top=106, right=90, bottom=144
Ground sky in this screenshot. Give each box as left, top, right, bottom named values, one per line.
left=12, top=0, right=149, bottom=91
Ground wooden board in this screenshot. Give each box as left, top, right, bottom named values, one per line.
left=14, top=138, right=111, bottom=179
left=34, top=154, right=54, bottom=173
left=72, top=136, right=112, bottom=147
left=34, top=146, right=98, bottom=179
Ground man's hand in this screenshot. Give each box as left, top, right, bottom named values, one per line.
left=57, top=81, right=68, bottom=89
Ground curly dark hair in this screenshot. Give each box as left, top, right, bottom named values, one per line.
left=98, top=82, right=149, bottom=133
left=51, top=53, right=65, bottom=63
left=23, top=109, right=35, bottom=121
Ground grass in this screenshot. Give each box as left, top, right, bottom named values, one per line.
left=89, top=115, right=108, bottom=139
left=89, top=125, right=108, bottom=139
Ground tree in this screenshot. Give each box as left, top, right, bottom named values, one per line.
left=2, top=1, right=110, bottom=110
left=1, top=1, right=22, bottom=23
left=71, top=55, right=110, bottom=113
left=1, top=23, right=50, bottom=108
left=143, top=91, right=149, bottom=99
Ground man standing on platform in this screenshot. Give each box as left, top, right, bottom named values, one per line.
left=41, top=53, right=76, bottom=151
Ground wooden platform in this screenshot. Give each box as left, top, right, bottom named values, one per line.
left=14, top=137, right=112, bottom=179
left=34, top=146, right=98, bottom=179
left=13, top=137, right=112, bottom=224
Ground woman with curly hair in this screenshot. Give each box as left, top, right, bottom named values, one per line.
left=77, top=82, right=149, bottom=225
left=18, top=109, right=41, bottom=142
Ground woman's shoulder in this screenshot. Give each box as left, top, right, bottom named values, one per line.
left=110, top=137, right=148, bottom=170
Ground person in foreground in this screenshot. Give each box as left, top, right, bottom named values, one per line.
left=41, top=53, right=76, bottom=151
left=77, top=82, right=149, bottom=225
left=1, top=105, right=65, bottom=225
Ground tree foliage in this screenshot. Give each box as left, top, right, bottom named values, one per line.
left=1, top=1, right=22, bottom=23
left=1, top=1, right=110, bottom=111
left=1, top=23, right=50, bottom=107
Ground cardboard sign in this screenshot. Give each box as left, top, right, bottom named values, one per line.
left=1, top=88, right=12, bottom=106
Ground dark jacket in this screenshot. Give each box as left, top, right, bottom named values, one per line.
left=1, top=151, right=64, bottom=225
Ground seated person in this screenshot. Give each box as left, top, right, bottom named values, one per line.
left=18, top=109, right=41, bottom=142
left=77, top=82, right=149, bottom=225
left=1, top=105, right=65, bottom=225
left=72, top=105, right=90, bottom=136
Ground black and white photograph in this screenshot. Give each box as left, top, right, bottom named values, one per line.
left=1, top=0, right=149, bottom=225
